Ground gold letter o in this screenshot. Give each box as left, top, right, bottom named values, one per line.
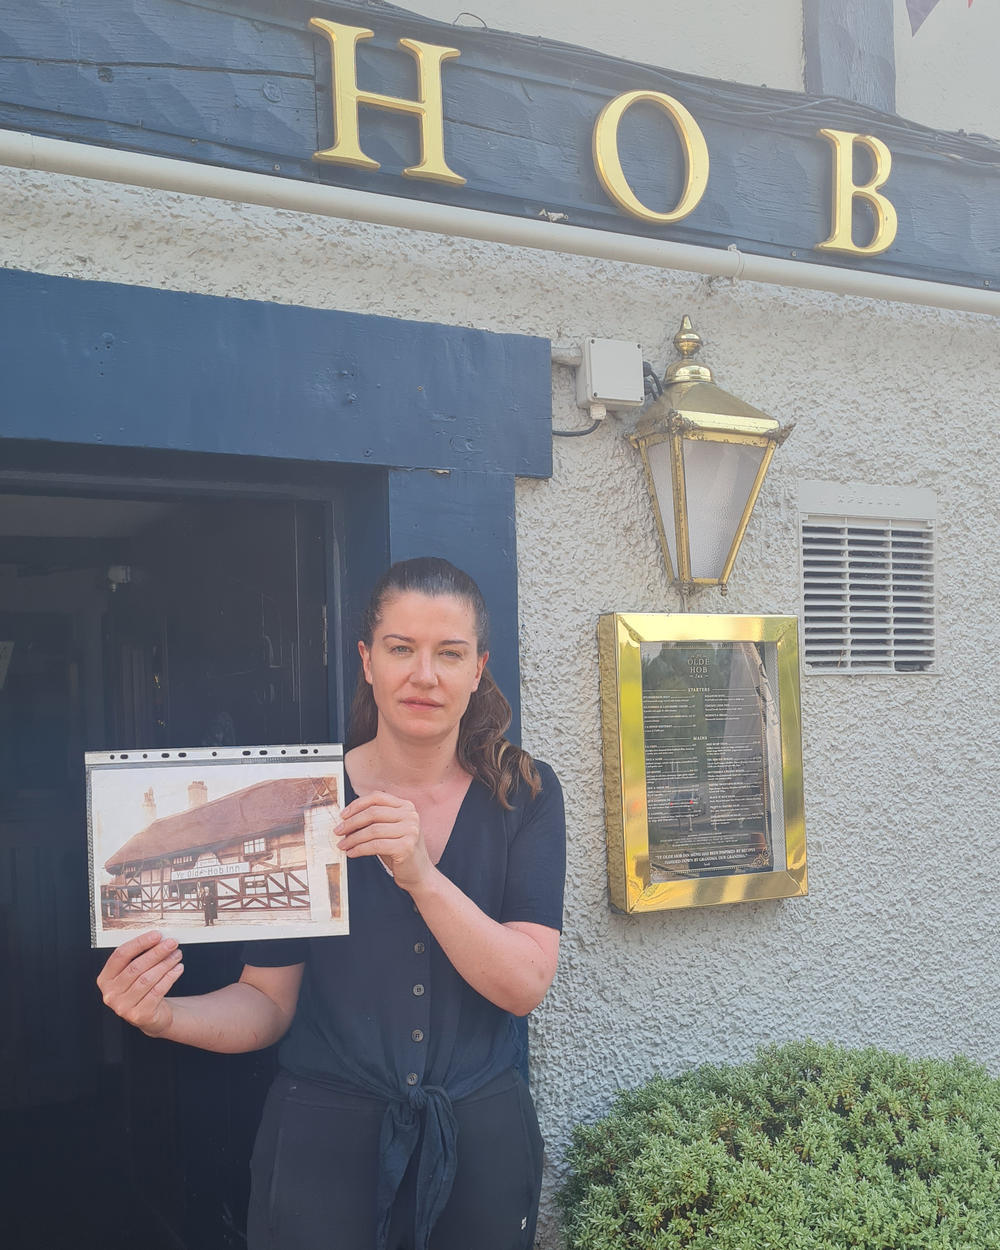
left=593, top=90, right=709, bottom=224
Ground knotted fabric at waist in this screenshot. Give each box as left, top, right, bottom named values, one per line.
left=377, top=1083, right=455, bottom=1250
left=275, top=1066, right=519, bottom=1250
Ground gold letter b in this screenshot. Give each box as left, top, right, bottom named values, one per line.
left=816, top=129, right=897, bottom=256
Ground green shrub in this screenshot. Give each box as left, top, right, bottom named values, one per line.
left=559, top=1040, right=1000, bottom=1249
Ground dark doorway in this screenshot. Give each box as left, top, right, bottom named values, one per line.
left=0, top=491, right=331, bottom=1250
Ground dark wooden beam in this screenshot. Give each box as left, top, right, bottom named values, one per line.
left=1, top=270, right=552, bottom=478
left=803, top=0, right=896, bottom=114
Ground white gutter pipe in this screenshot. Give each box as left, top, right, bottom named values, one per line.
left=3, top=128, right=999, bottom=319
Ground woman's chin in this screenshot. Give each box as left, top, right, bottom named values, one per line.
left=385, top=715, right=457, bottom=743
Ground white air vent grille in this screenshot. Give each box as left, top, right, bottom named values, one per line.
left=801, top=516, right=935, bottom=673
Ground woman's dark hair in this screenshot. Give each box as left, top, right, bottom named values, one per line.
left=346, top=557, right=541, bottom=808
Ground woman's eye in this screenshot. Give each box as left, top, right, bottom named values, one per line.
left=441, top=650, right=463, bottom=660
left=390, top=645, right=411, bottom=655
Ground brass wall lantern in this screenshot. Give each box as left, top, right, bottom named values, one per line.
left=630, top=317, right=793, bottom=597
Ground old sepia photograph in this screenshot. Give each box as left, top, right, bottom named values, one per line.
left=87, top=744, right=348, bottom=947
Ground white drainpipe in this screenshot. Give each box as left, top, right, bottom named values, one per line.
left=2, top=127, right=999, bottom=319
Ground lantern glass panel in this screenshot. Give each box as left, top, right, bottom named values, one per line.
left=644, top=438, right=678, bottom=577
left=682, top=438, right=768, bottom=579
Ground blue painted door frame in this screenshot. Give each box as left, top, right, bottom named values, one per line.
left=1, top=268, right=553, bottom=738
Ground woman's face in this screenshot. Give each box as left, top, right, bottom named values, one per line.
left=359, top=590, right=488, bottom=744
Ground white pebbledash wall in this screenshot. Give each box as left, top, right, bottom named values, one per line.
left=3, top=8, right=999, bottom=1245
left=894, top=0, right=1000, bottom=139
left=405, top=0, right=804, bottom=93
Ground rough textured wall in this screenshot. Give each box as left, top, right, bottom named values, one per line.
left=403, top=0, right=804, bottom=92
left=894, top=0, right=1000, bottom=138
left=2, top=166, right=999, bottom=1247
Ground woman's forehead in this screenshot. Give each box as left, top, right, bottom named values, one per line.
left=375, top=589, right=477, bottom=633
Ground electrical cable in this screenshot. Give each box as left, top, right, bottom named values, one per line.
left=553, top=419, right=603, bottom=437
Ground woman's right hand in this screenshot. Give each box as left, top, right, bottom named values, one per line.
left=96, top=930, right=185, bottom=1038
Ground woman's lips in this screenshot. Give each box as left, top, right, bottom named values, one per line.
left=402, top=698, right=443, bottom=708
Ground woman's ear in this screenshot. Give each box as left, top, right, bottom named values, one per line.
left=358, top=640, right=374, bottom=685
left=473, top=650, right=489, bottom=690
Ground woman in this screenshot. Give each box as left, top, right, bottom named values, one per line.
left=97, top=557, right=566, bottom=1250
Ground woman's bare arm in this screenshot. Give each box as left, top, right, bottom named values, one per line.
left=408, top=872, right=560, bottom=1016
left=97, top=930, right=304, bottom=1053
left=337, top=793, right=560, bottom=1016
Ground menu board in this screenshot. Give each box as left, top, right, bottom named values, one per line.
left=640, top=640, right=784, bottom=881
left=598, top=612, right=806, bottom=913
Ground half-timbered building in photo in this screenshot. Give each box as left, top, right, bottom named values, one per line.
left=101, top=775, right=341, bottom=928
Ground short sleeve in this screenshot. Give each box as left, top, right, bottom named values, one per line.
left=241, top=937, right=308, bottom=968
left=499, top=760, right=566, bottom=932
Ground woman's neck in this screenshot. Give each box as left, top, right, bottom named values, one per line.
left=348, top=728, right=467, bottom=794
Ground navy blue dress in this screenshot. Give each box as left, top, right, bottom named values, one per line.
left=242, top=761, right=565, bottom=1250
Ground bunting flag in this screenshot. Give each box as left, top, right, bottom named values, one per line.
left=908, top=0, right=974, bottom=36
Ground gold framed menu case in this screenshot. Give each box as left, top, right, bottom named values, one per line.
left=598, top=614, right=806, bottom=913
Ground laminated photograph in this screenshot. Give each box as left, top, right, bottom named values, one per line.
left=87, top=743, right=348, bottom=947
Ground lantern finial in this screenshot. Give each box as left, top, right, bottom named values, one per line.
left=664, top=315, right=713, bottom=384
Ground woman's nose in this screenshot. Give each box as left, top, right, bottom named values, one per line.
left=411, top=652, right=437, bottom=684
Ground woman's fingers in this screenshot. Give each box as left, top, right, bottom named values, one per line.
left=338, top=804, right=411, bottom=838
left=123, top=937, right=180, bottom=986
left=334, top=793, right=429, bottom=883
left=97, top=929, right=164, bottom=988
left=336, top=793, right=419, bottom=849
left=337, top=791, right=410, bottom=825
left=339, top=789, right=403, bottom=813
left=99, top=935, right=178, bottom=996
left=339, top=824, right=417, bottom=855
left=134, top=958, right=185, bottom=1016
left=126, top=947, right=184, bottom=1000
left=341, top=834, right=414, bottom=858
left=97, top=930, right=185, bottom=1033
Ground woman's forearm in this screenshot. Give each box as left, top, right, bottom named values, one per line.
left=406, top=869, right=559, bottom=1016
left=97, top=932, right=304, bottom=1052
left=158, top=977, right=298, bottom=1053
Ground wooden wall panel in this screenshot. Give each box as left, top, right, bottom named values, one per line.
left=1, top=269, right=552, bottom=478
left=3, top=0, right=999, bottom=287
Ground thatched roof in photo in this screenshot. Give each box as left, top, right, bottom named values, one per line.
left=105, top=775, right=339, bottom=872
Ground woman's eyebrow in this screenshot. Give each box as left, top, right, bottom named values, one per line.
left=383, top=633, right=471, bottom=646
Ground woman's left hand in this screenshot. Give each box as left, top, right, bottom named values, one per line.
left=335, top=792, right=434, bottom=892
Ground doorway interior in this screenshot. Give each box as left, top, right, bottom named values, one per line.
left=0, top=485, right=333, bottom=1250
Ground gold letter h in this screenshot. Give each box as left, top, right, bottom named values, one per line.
left=310, top=18, right=466, bottom=186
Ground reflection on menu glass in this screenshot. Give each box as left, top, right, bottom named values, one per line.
left=639, top=641, right=779, bottom=881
